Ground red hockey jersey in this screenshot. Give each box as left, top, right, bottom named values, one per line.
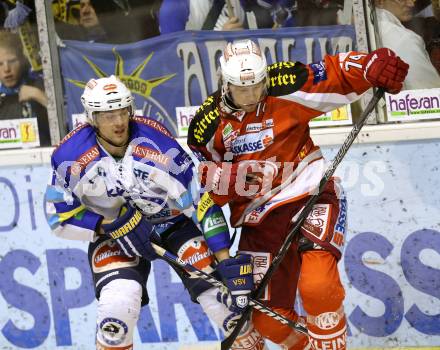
left=188, top=52, right=372, bottom=227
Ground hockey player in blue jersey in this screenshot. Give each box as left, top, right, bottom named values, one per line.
left=45, top=76, right=263, bottom=349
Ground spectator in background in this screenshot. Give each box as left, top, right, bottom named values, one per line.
left=56, top=0, right=161, bottom=43
left=159, top=0, right=246, bottom=32
left=404, top=1, right=440, bottom=51
left=375, top=0, right=440, bottom=89
left=3, top=0, right=32, bottom=29
left=1, top=1, right=42, bottom=72
left=0, top=2, right=9, bottom=27
left=428, top=38, right=440, bottom=74
left=52, top=0, right=81, bottom=25
left=56, top=0, right=107, bottom=42
left=295, top=0, right=344, bottom=26
left=77, top=0, right=107, bottom=41
left=428, top=0, right=440, bottom=73
left=428, top=0, right=440, bottom=74
left=79, top=0, right=99, bottom=27
left=0, top=31, right=50, bottom=145
left=241, top=0, right=296, bottom=28
left=434, top=0, right=440, bottom=19
left=158, top=0, right=296, bottom=33
left=400, top=0, right=440, bottom=74
left=88, top=0, right=161, bottom=43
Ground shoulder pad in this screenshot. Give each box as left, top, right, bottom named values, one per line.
left=131, top=116, right=173, bottom=138
left=188, top=92, right=221, bottom=147
left=55, top=123, right=90, bottom=150
left=52, top=123, right=93, bottom=158
left=267, top=61, right=309, bottom=96
left=51, top=124, right=99, bottom=174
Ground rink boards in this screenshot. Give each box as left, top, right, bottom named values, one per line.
left=0, top=139, right=439, bottom=349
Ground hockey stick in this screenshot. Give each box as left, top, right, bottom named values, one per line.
left=221, top=88, right=385, bottom=349
left=151, top=242, right=307, bottom=334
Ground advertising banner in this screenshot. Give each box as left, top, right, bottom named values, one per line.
left=59, top=26, right=356, bottom=134
left=0, top=118, right=40, bottom=149
left=175, top=104, right=352, bottom=137
left=0, top=140, right=439, bottom=349
left=311, top=104, right=352, bottom=127
left=385, top=88, right=440, bottom=122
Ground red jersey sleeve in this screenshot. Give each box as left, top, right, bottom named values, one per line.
left=267, top=52, right=373, bottom=118
left=187, top=92, right=223, bottom=162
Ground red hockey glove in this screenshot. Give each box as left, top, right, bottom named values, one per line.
left=363, top=48, right=409, bottom=94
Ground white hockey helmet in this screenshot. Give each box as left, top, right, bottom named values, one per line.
left=81, top=75, right=135, bottom=124
left=219, top=40, right=268, bottom=87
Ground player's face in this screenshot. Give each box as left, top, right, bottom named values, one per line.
left=0, top=48, right=23, bottom=88
left=228, top=80, right=266, bottom=113
left=95, top=107, right=130, bottom=146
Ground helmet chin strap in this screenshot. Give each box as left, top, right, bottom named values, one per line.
left=241, top=90, right=268, bottom=107
left=221, top=85, right=268, bottom=112
left=221, top=90, right=242, bottom=112
left=97, top=132, right=129, bottom=148
left=94, top=125, right=130, bottom=150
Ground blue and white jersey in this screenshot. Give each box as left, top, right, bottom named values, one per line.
left=45, top=117, right=229, bottom=252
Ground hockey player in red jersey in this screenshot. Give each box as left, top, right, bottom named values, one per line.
left=187, top=40, right=408, bottom=349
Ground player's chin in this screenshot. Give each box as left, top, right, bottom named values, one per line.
left=241, top=104, right=258, bottom=113
left=111, top=134, right=129, bottom=146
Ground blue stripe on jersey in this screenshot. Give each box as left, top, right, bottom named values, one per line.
left=205, top=234, right=230, bottom=253
left=45, top=186, right=65, bottom=202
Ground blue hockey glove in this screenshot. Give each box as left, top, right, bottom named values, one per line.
left=216, top=254, right=254, bottom=312
left=102, top=204, right=157, bottom=260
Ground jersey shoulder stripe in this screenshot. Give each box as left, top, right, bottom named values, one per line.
left=267, top=61, right=309, bottom=96
left=130, top=118, right=180, bottom=155
left=132, top=116, right=173, bottom=138
left=51, top=124, right=98, bottom=166
left=53, top=123, right=90, bottom=153
left=187, top=93, right=221, bottom=147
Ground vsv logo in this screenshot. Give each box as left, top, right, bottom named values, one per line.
left=232, top=278, right=247, bottom=286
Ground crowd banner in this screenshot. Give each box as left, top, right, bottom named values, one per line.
left=59, top=26, right=356, bottom=133
left=0, top=140, right=439, bottom=349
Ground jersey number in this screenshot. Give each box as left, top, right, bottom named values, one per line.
left=344, top=54, right=366, bottom=71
